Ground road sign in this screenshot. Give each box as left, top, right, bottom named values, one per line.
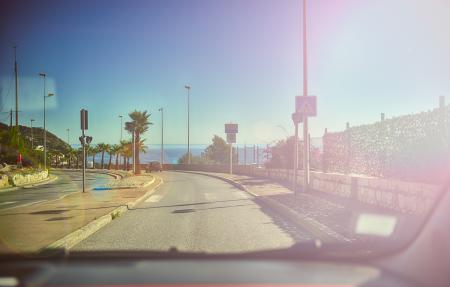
left=292, top=112, right=303, bottom=124
left=227, top=133, right=236, bottom=144
left=80, top=109, right=88, bottom=130
left=295, top=96, right=317, bottom=117
left=225, top=123, right=238, bottom=134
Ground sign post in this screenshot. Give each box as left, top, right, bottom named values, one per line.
left=295, top=96, right=316, bottom=192
left=292, top=112, right=303, bottom=195
left=225, top=123, right=238, bottom=175
left=79, top=109, right=92, bottom=193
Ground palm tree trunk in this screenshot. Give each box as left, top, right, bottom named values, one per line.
left=135, top=132, right=141, bottom=174
left=92, top=153, right=95, bottom=169
left=115, top=154, right=119, bottom=170
left=101, top=151, right=105, bottom=169
left=108, top=153, right=112, bottom=170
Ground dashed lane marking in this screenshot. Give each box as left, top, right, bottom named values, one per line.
left=144, top=194, right=163, bottom=203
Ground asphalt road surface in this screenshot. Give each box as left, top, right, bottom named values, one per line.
left=0, top=170, right=115, bottom=211
left=74, top=171, right=313, bottom=253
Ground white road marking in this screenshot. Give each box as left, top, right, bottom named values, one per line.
left=0, top=201, right=18, bottom=206
left=1, top=200, right=48, bottom=211
left=145, top=194, right=163, bottom=203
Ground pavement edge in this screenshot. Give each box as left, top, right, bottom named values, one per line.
left=45, top=175, right=163, bottom=251
left=176, top=170, right=349, bottom=243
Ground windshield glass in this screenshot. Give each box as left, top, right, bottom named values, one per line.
left=0, top=0, right=449, bottom=257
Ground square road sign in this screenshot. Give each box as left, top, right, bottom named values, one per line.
left=225, top=123, right=238, bottom=134
left=226, top=133, right=236, bottom=144
left=295, top=96, right=317, bottom=117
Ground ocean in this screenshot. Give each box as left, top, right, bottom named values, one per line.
left=70, top=144, right=271, bottom=165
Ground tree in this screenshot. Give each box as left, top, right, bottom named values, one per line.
left=88, top=145, right=98, bottom=169
left=118, top=140, right=130, bottom=170
left=265, top=136, right=321, bottom=170
left=177, top=135, right=236, bottom=165
left=110, top=144, right=120, bottom=170
left=96, top=143, right=109, bottom=169
left=127, top=110, right=152, bottom=174
left=203, top=135, right=236, bottom=164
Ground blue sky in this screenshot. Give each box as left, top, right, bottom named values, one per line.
left=0, top=0, right=449, bottom=145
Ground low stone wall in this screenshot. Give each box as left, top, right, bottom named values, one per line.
left=11, top=170, right=49, bottom=187
left=164, top=164, right=441, bottom=215
left=0, top=175, right=9, bottom=189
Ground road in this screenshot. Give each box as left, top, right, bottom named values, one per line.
left=74, top=171, right=313, bottom=253
left=0, top=170, right=115, bottom=211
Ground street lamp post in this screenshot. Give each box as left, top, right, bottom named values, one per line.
left=158, top=108, right=164, bottom=165
left=43, top=93, right=54, bottom=170
left=119, top=115, right=123, bottom=142
left=30, top=118, right=35, bottom=149
left=66, top=128, right=70, bottom=145
left=302, top=0, right=310, bottom=191
left=292, top=113, right=302, bottom=195
left=132, top=126, right=136, bottom=174
left=39, top=73, right=46, bottom=168
left=184, top=85, right=191, bottom=164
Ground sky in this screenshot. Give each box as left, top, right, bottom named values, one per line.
left=0, top=0, right=449, bottom=145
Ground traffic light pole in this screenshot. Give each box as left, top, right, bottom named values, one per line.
left=82, top=129, right=86, bottom=193
left=229, top=143, right=233, bottom=175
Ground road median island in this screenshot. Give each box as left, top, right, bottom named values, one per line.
left=0, top=174, right=163, bottom=254
left=175, top=170, right=350, bottom=243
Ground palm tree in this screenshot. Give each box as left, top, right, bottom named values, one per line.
left=118, top=140, right=129, bottom=170
left=122, top=141, right=132, bottom=171
left=107, top=144, right=115, bottom=170
left=127, top=110, right=152, bottom=174
left=88, top=145, right=98, bottom=169
left=110, top=144, right=120, bottom=170
left=66, top=147, right=76, bottom=168
left=76, top=147, right=83, bottom=169
left=97, top=143, right=109, bottom=169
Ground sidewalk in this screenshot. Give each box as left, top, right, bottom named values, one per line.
left=184, top=171, right=356, bottom=242
left=0, top=174, right=161, bottom=254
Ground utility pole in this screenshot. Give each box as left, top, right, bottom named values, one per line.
left=184, top=85, right=191, bottom=164
left=159, top=108, right=164, bottom=165
left=30, top=119, right=35, bottom=149
left=302, top=0, right=310, bottom=191
left=244, top=144, right=247, bottom=165
left=256, top=145, right=259, bottom=165
left=66, top=128, right=70, bottom=145
left=9, top=109, right=12, bottom=128
left=14, top=46, right=19, bottom=129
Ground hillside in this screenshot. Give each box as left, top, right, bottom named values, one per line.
left=0, top=122, right=70, bottom=153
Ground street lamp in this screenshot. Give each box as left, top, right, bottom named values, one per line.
left=158, top=108, right=164, bottom=165
left=66, top=128, right=70, bottom=145
left=44, top=92, right=54, bottom=170
left=119, top=115, right=123, bottom=142
left=30, top=118, right=35, bottom=149
left=184, top=84, right=191, bottom=164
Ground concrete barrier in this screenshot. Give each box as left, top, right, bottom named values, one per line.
left=163, top=164, right=440, bottom=215
left=11, top=170, right=49, bottom=186
left=0, top=175, right=9, bottom=188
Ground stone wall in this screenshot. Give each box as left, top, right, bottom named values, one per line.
left=0, top=175, right=9, bottom=188
left=11, top=170, right=49, bottom=186
left=164, top=164, right=440, bottom=215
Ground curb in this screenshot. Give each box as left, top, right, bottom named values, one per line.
left=45, top=176, right=164, bottom=251
left=175, top=170, right=350, bottom=243
left=100, top=176, right=156, bottom=190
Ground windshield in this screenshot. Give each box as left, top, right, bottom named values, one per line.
left=0, top=0, right=449, bottom=257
